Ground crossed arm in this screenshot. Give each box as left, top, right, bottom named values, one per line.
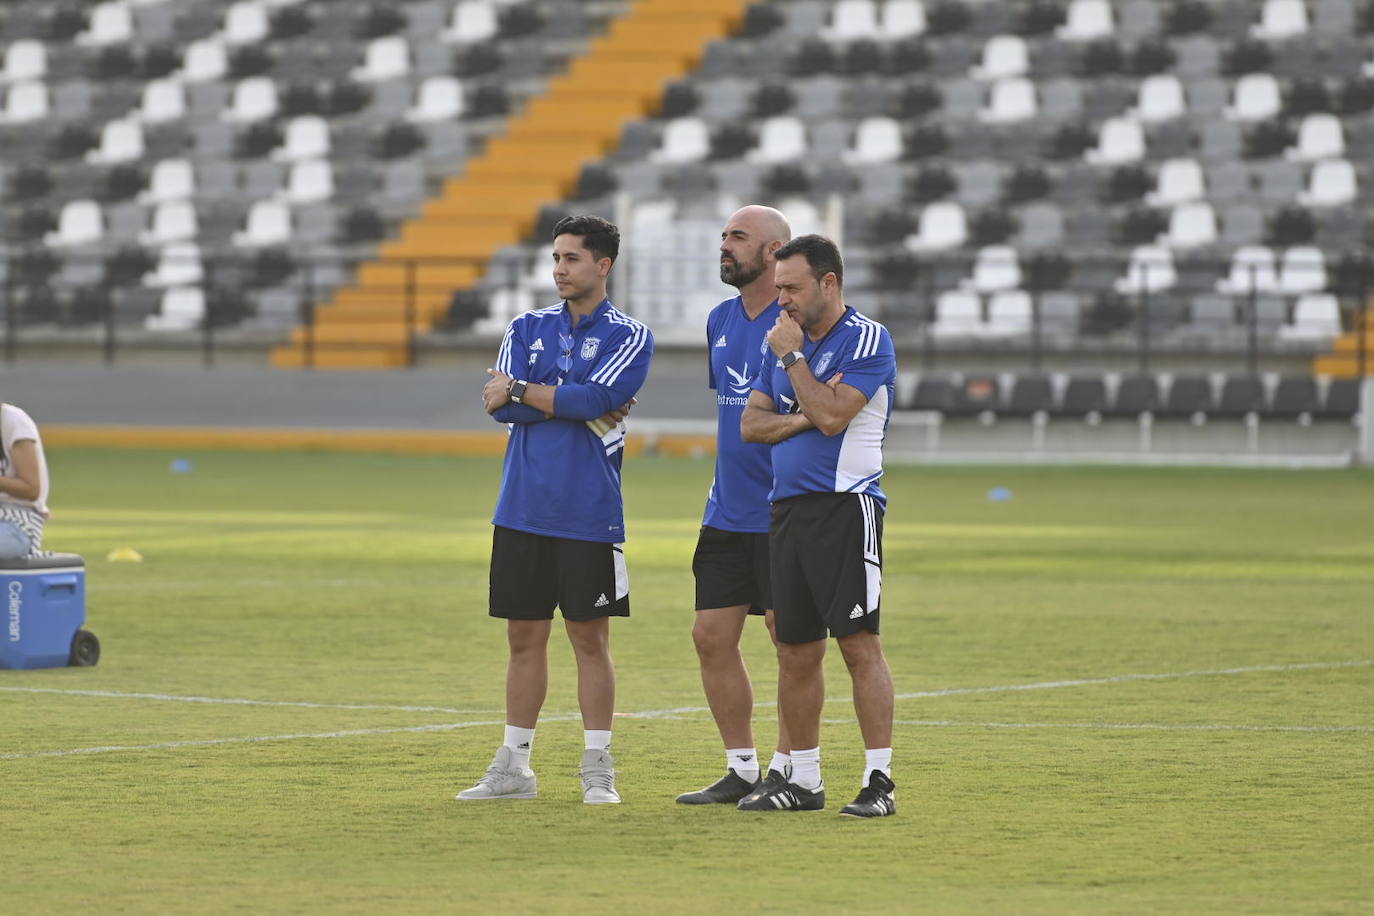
left=483, top=369, right=634, bottom=427
left=0, top=439, right=42, bottom=501
left=741, top=370, right=861, bottom=443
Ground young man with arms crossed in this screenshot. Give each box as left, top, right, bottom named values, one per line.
left=460, top=215, right=653, bottom=805
left=676, top=205, right=796, bottom=805
left=738, top=234, right=898, bottom=817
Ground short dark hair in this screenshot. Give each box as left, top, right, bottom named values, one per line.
left=552, top=215, right=620, bottom=264
left=773, top=233, right=843, bottom=288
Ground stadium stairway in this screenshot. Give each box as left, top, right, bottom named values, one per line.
left=271, top=0, right=749, bottom=369
left=1314, top=303, right=1374, bottom=378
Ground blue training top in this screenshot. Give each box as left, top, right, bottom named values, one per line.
left=751, top=306, right=897, bottom=508
left=703, top=295, right=782, bottom=533
left=491, top=299, right=654, bottom=542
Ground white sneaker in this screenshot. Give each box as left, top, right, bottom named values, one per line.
left=456, top=746, right=537, bottom=800
left=580, top=748, right=621, bottom=805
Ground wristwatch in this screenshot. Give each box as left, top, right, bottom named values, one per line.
left=508, top=379, right=529, bottom=404
left=780, top=350, right=806, bottom=370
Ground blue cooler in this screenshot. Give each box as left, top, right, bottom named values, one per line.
left=0, top=553, right=99, bottom=670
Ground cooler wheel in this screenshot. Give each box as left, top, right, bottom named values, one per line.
left=69, top=629, right=100, bottom=667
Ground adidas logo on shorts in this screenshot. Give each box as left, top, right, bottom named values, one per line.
left=849, top=604, right=864, bottom=619
left=594, top=594, right=610, bottom=608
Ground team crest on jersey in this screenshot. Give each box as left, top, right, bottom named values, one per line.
left=581, top=337, right=601, bottom=360
left=528, top=352, right=538, bottom=365
left=813, top=350, right=835, bottom=375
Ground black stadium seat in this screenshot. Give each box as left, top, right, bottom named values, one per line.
left=1267, top=376, right=1320, bottom=419
left=1215, top=375, right=1267, bottom=417
left=1003, top=374, right=1054, bottom=416
left=1056, top=375, right=1108, bottom=417
left=910, top=376, right=956, bottom=412
left=1110, top=375, right=1161, bottom=417
left=1161, top=375, right=1215, bottom=418
left=951, top=374, right=1001, bottom=416
left=1318, top=379, right=1362, bottom=419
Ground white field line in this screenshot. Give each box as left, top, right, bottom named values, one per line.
left=878, top=720, right=1374, bottom=734
left=2, top=658, right=1370, bottom=760
left=0, top=686, right=500, bottom=716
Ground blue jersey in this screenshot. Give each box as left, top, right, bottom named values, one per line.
left=751, top=306, right=896, bottom=508
left=703, top=296, right=782, bottom=533
left=491, top=299, right=654, bottom=542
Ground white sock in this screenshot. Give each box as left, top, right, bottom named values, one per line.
left=726, top=747, right=759, bottom=781
left=769, top=751, right=791, bottom=777
left=584, top=729, right=612, bottom=751
left=790, top=746, right=822, bottom=791
left=865, top=747, right=892, bottom=783
left=504, top=724, right=535, bottom=772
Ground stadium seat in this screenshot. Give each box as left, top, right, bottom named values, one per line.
left=233, top=200, right=292, bottom=247
left=1312, top=0, right=1356, bottom=35
left=984, top=290, right=1033, bottom=336
left=1056, top=0, right=1114, bottom=42
left=224, top=1, right=270, bottom=46
left=145, top=286, right=206, bottom=331
left=76, top=2, right=135, bottom=46
left=1317, top=378, right=1360, bottom=419
left=882, top=0, right=927, bottom=38
left=44, top=200, right=104, bottom=248
left=979, top=77, right=1036, bottom=123
left=1286, top=114, right=1344, bottom=162
left=1116, top=245, right=1176, bottom=293
left=137, top=78, right=186, bottom=124
left=1217, top=245, right=1280, bottom=294
left=406, top=76, right=465, bottom=122
left=1132, top=74, right=1185, bottom=122
left=929, top=289, right=984, bottom=337
left=951, top=375, right=1002, bottom=416
left=178, top=39, right=227, bottom=82
left=1267, top=375, right=1319, bottom=418
left=968, top=245, right=1021, bottom=293
left=971, top=35, right=1028, bottom=81
left=1016, top=202, right=1066, bottom=250
left=139, top=159, right=195, bottom=204
left=1111, top=375, right=1160, bottom=416
left=272, top=115, right=330, bottom=162
left=746, top=116, right=807, bottom=164
left=904, top=201, right=968, bottom=252
left=1277, top=292, right=1342, bottom=339
left=280, top=158, right=333, bottom=204
left=1085, top=117, right=1145, bottom=165
left=143, top=242, right=203, bottom=288
left=1146, top=158, right=1205, bottom=206
left=824, top=0, right=881, bottom=40
left=223, top=76, right=278, bottom=123
left=0, top=81, right=49, bottom=123
left=909, top=375, right=955, bottom=412
left=1225, top=74, right=1281, bottom=122
left=650, top=117, right=710, bottom=164
left=1278, top=246, right=1327, bottom=295
left=1055, top=375, right=1107, bottom=417
left=1160, top=201, right=1218, bottom=249
left=1214, top=375, right=1267, bottom=417
left=140, top=201, right=198, bottom=246
left=1296, top=159, right=1357, bottom=207
left=1003, top=374, right=1054, bottom=417
left=1252, top=0, right=1309, bottom=39
left=842, top=116, right=903, bottom=164
left=86, top=118, right=144, bottom=164
left=2, top=40, right=47, bottom=82
left=353, top=35, right=410, bottom=82
left=444, top=1, right=498, bottom=43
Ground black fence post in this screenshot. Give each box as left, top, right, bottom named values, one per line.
left=303, top=257, right=316, bottom=370
left=1138, top=262, right=1151, bottom=375
left=1359, top=274, right=1369, bottom=381
left=2, top=273, right=13, bottom=364
left=1030, top=289, right=1042, bottom=372
left=202, top=259, right=215, bottom=369
left=102, top=280, right=116, bottom=366
left=1246, top=264, right=1259, bottom=377
left=404, top=259, right=417, bottom=369
left=920, top=258, right=934, bottom=370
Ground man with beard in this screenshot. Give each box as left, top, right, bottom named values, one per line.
left=675, top=205, right=798, bottom=806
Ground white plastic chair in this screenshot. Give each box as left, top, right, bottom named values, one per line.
left=778, top=196, right=824, bottom=237
left=86, top=117, right=145, bottom=164
left=224, top=1, right=270, bottom=45
left=0, top=80, right=48, bottom=123
left=1056, top=0, right=1114, bottom=41
left=1286, top=113, right=1344, bottom=161
left=353, top=35, right=410, bottom=82
left=1115, top=245, right=1177, bottom=293
left=649, top=117, right=709, bottom=164
left=984, top=290, right=1033, bottom=336
left=824, top=0, right=881, bottom=40
left=882, top=0, right=926, bottom=38
left=223, top=76, right=278, bottom=123
left=1225, top=74, right=1281, bottom=122
left=406, top=76, right=465, bottom=122
left=842, top=116, right=903, bottom=164
left=140, top=159, right=196, bottom=204
left=2, top=40, right=46, bottom=83
left=233, top=200, right=292, bottom=247
left=44, top=200, right=104, bottom=248
left=76, top=2, right=135, bottom=46
left=968, top=245, right=1021, bottom=293
left=904, top=202, right=968, bottom=252
left=1278, top=246, right=1327, bottom=295
left=443, top=1, right=498, bottom=43
left=138, top=78, right=186, bottom=123
left=971, top=35, right=1028, bottom=81
left=143, top=242, right=203, bottom=288
left=1146, top=158, right=1205, bottom=206
left=1278, top=293, right=1341, bottom=340
left=272, top=115, right=330, bottom=161
left=139, top=201, right=198, bottom=245
left=1216, top=245, right=1280, bottom=294
left=1160, top=201, right=1217, bottom=249
left=1298, top=159, right=1357, bottom=206
left=1085, top=117, right=1145, bottom=165
left=146, top=286, right=206, bottom=331
left=929, top=290, right=984, bottom=337
left=281, top=158, right=334, bottom=204
left=1133, top=74, right=1185, bottom=122
left=979, top=77, right=1036, bottom=123
left=746, top=116, right=807, bottom=164
left=1252, top=0, right=1310, bottom=39
left=180, top=39, right=227, bottom=82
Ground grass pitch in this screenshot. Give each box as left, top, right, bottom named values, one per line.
left=2, top=449, right=1372, bottom=914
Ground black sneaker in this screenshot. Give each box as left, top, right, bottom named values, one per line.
left=839, top=770, right=896, bottom=818
left=675, top=768, right=758, bottom=804
left=736, top=771, right=825, bottom=811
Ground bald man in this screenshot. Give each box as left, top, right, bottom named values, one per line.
left=677, top=206, right=795, bottom=805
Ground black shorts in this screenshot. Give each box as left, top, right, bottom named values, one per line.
left=692, top=526, right=771, bottom=614
left=489, top=526, right=630, bottom=621
left=770, top=492, right=883, bottom=644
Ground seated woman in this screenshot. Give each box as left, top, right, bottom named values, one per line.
left=0, top=402, right=50, bottom=558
